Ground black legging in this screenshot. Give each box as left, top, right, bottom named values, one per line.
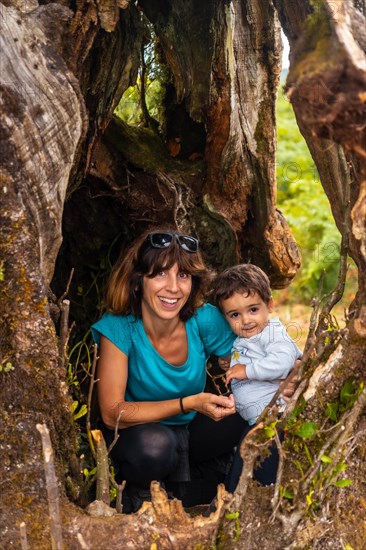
left=225, top=423, right=281, bottom=493
left=101, top=412, right=279, bottom=505
left=101, top=412, right=246, bottom=490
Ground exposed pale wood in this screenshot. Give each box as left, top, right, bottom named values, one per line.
left=91, top=430, right=110, bottom=505
left=36, top=424, right=64, bottom=550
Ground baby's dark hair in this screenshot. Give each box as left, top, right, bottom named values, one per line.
left=213, top=264, right=272, bottom=310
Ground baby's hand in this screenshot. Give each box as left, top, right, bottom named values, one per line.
left=226, top=363, right=247, bottom=384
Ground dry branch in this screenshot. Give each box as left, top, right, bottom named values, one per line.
left=91, top=429, right=110, bottom=505
left=109, top=477, right=126, bottom=514
left=36, top=424, right=64, bottom=550
left=57, top=269, right=75, bottom=370
left=233, top=423, right=263, bottom=510
left=76, top=532, right=90, bottom=549
left=58, top=299, right=70, bottom=371
left=19, top=522, right=29, bottom=550
left=86, top=344, right=99, bottom=459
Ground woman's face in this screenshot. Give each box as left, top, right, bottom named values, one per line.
left=141, top=262, right=192, bottom=322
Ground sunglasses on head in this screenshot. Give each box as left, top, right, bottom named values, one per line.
left=147, top=232, right=199, bottom=253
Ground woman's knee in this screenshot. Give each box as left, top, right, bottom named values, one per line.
left=112, top=423, right=179, bottom=482
left=136, top=424, right=178, bottom=465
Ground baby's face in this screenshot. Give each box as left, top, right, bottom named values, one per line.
left=220, top=291, right=273, bottom=338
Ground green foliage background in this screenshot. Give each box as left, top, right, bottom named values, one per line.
left=276, top=78, right=345, bottom=302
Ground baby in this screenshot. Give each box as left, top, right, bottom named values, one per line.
left=214, top=264, right=302, bottom=426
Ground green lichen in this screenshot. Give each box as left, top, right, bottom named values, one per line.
left=288, top=2, right=345, bottom=83
left=106, top=116, right=204, bottom=177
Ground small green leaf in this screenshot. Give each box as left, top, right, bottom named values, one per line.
left=306, top=489, right=314, bottom=507
left=291, top=395, right=306, bottom=418
left=304, top=443, right=314, bottom=466
left=320, top=455, right=332, bottom=464
left=339, top=377, right=362, bottom=409
left=71, top=401, right=79, bottom=414
left=293, top=459, right=304, bottom=477
left=282, top=489, right=294, bottom=499
left=73, top=404, right=88, bottom=421
left=225, top=511, right=240, bottom=520
left=295, top=421, right=318, bottom=439
left=334, top=461, right=347, bottom=474
left=340, top=378, right=356, bottom=402
left=333, top=479, right=352, bottom=487
left=264, top=426, right=276, bottom=438
left=325, top=401, right=338, bottom=422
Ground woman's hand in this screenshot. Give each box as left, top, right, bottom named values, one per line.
left=280, top=359, right=302, bottom=402
left=184, top=392, right=236, bottom=421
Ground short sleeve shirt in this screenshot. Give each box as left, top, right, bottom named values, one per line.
left=91, top=304, right=235, bottom=425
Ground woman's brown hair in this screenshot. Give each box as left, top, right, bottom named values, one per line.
left=104, top=228, right=211, bottom=321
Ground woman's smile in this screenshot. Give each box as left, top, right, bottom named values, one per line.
left=158, top=296, right=180, bottom=308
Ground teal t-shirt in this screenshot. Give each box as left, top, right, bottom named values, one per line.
left=91, top=304, right=235, bottom=425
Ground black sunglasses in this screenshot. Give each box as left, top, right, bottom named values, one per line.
left=147, top=232, right=199, bottom=253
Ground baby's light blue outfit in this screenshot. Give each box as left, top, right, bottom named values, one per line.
left=230, top=317, right=302, bottom=425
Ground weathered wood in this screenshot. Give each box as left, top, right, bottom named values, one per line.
left=36, top=424, right=64, bottom=550
left=141, top=0, right=300, bottom=284
left=0, top=3, right=84, bottom=547
left=277, top=0, right=366, bottom=307
left=91, top=430, right=110, bottom=505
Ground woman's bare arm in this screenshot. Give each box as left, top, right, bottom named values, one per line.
left=97, top=335, right=236, bottom=429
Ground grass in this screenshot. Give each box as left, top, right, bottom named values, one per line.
left=274, top=78, right=357, bottom=348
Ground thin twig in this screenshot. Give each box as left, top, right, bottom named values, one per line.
left=86, top=344, right=98, bottom=459
left=316, top=160, right=350, bottom=343
left=76, top=533, right=90, bottom=550
left=107, top=409, right=123, bottom=455
left=57, top=268, right=75, bottom=370
left=36, top=424, right=64, bottom=550
left=206, top=366, right=230, bottom=395
left=58, top=268, right=75, bottom=306
left=106, top=411, right=126, bottom=512
left=270, top=429, right=286, bottom=521
left=302, top=292, right=323, bottom=362
left=58, top=299, right=70, bottom=370
left=109, top=477, right=126, bottom=513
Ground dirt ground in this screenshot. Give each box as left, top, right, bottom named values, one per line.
left=273, top=282, right=356, bottom=352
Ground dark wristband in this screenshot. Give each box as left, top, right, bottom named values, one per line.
left=179, top=396, right=187, bottom=414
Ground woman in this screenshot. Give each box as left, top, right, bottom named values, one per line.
left=91, top=228, right=289, bottom=512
